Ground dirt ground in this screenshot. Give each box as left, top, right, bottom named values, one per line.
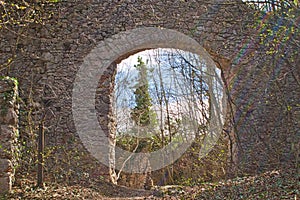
left=1, top=168, right=299, bottom=199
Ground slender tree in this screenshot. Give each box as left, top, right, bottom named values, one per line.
left=131, top=57, right=154, bottom=127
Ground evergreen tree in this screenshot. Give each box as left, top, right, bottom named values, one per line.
left=131, top=57, right=153, bottom=127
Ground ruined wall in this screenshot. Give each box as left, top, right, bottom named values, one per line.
left=0, top=77, right=19, bottom=193
left=227, top=37, right=300, bottom=175
left=0, top=0, right=298, bottom=186
left=0, top=0, right=251, bottom=183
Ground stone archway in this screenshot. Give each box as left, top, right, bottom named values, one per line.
left=1, top=0, right=298, bottom=192
left=0, top=0, right=256, bottom=187
left=72, top=27, right=226, bottom=184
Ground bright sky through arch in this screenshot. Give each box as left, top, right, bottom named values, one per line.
left=115, top=48, right=223, bottom=135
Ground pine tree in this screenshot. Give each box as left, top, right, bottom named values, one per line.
left=131, top=57, right=153, bottom=127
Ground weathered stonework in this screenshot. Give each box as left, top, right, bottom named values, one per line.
left=0, top=77, right=19, bottom=194
left=0, top=0, right=298, bottom=188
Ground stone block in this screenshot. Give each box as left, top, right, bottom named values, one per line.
left=0, top=125, right=15, bottom=139
left=0, top=175, right=12, bottom=194
left=0, top=82, right=12, bottom=94
left=1, top=108, right=18, bottom=125
left=0, top=159, right=12, bottom=173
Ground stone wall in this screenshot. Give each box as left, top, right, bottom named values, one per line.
left=0, top=0, right=298, bottom=187
left=0, top=77, right=19, bottom=194
left=227, top=41, right=300, bottom=175
left=0, top=0, right=253, bottom=183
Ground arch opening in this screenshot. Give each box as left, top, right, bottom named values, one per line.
left=114, top=48, right=226, bottom=187
left=72, top=27, right=227, bottom=186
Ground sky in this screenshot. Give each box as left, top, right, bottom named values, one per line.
left=114, top=48, right=224, bottom=135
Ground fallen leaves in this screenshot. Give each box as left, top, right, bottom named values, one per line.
left=180, top=169, right=299, bottom=200
left=0, top=168, right=298, bottom=199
